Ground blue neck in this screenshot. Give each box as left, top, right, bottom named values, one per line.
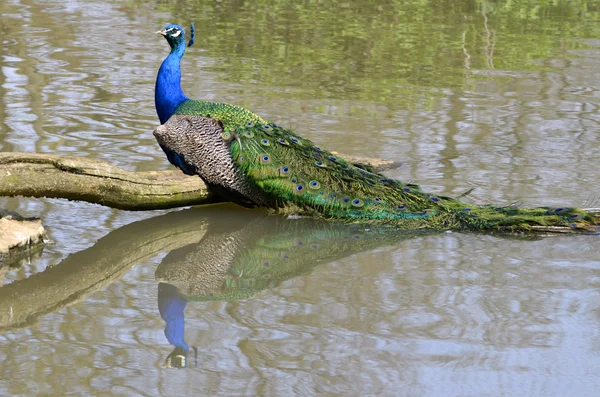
left=155, top=44, right=189, bottom=124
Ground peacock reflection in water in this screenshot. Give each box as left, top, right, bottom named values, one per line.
left=154, top=214, right=422, bottom=368
left=158, top=283, right=197, bottom=369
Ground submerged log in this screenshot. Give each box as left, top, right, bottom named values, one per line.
left=0, top=152, right=401, bottom=211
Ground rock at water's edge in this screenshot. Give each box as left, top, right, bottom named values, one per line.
left=0, top=210, right=45, bottom=267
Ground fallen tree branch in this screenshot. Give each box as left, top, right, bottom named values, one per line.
left=0, top=152, right=212, bottom=210
left=0, top=152, right=402, bottom=210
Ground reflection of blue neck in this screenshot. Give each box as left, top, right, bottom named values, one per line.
left=158, top=283, right=189, bottom=351
left=155, top=43, right=189, bottom=124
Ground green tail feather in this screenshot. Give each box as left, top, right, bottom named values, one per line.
left=224, top=122, right=597, bottom=233
left=162, top=101, right=599, bottom=233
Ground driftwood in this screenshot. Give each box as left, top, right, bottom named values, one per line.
left=0, top=152, right=212, bottom=210
left=0, top=152, right=401, bottom=211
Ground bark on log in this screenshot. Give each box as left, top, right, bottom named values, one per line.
left=0, top=152, right=402, bottom=211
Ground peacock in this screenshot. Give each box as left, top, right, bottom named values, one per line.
left=156, top=211, right=409, bottom=302
left=153, top=23, right=599, bottom=234
left=155, top=211, right=408, bottom=367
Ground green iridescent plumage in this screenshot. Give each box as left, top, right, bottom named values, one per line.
left=231, top=122, right=598, bottom=232
left=154, top=112, right=598, bottom=234
left=175, top=99, right=266, bottom=127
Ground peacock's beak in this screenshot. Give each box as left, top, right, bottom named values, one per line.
left=156, top=29, right=168, bottom=36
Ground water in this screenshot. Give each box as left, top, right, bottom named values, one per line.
left=1, top=0, right=599, bottom=395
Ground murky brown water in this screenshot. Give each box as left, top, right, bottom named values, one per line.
left=1, top=0, right=599, bottom=395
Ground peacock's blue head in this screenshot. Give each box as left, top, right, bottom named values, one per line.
left=156, top=23, right=186, bottom=50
